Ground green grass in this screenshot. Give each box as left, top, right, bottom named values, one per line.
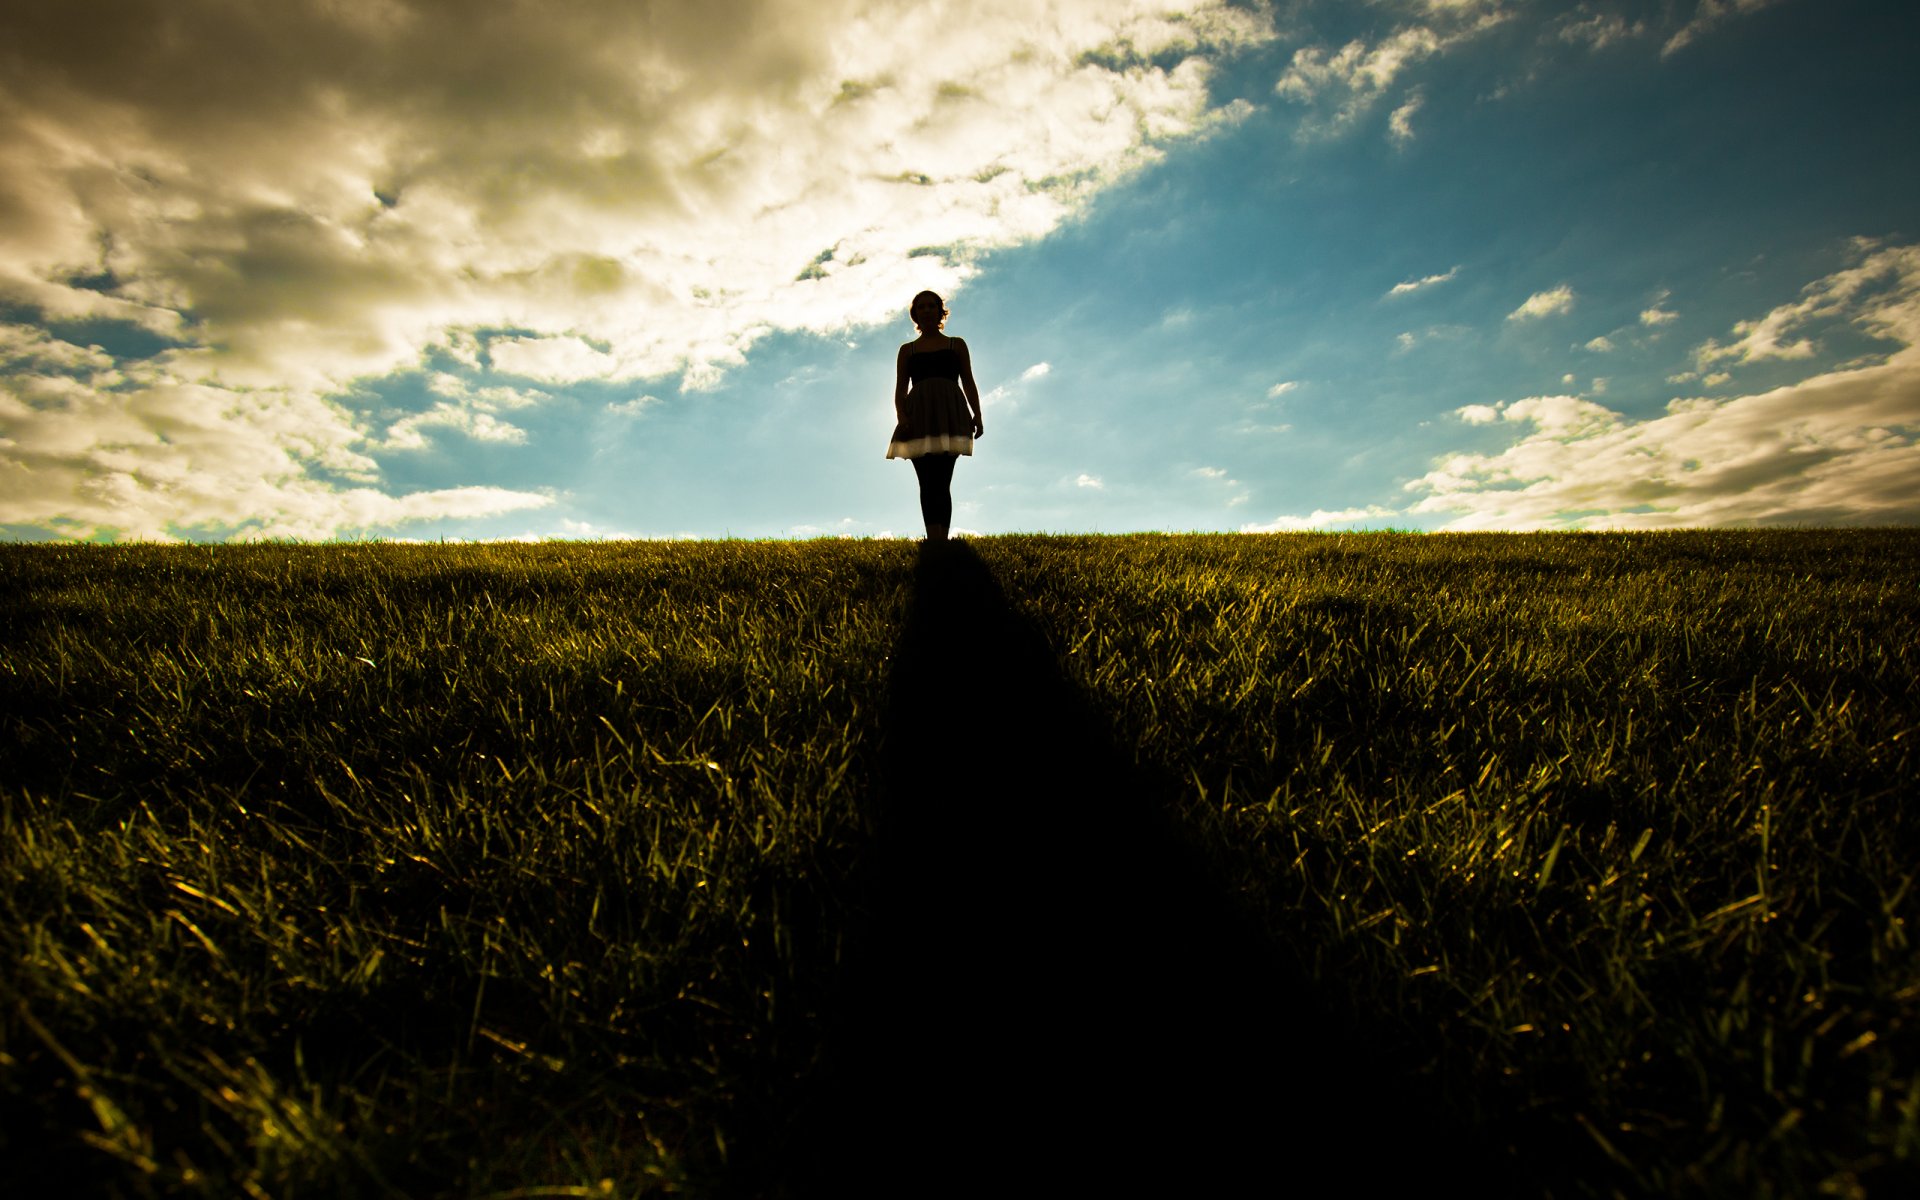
left=3, top=531, right=1917, bottom=1197
left=976, top=530, right=1920, bottom=1197
left=2, top=540, right=912, bottom=1195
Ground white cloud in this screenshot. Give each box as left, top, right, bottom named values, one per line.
left=1663, top=0, right=1783, bottom=56
left=1555, top=10, right=1646, bottom=50
left=1267, top=380, right=1301, bottom=398
left=608, top=394, right=661, bottom=417
left=427, top=374, right=546, bottom=410
left=1387, top=267, right=1459, bottom=298
left=1274, top=3, right=1509, bottom=140
left=1509, top=285, right=1576, bottom=321
left=1387, top=91, right=1425, bottom=146
left=1075, top=473, right=1105, bottom=489
left=1407, top=242, right=1920, bottom=529
left=381, top=403, right=529, bottom=451
left=1241, top=505, right=1398, bottom=533
left=488, top=335, right=619, bottom=384
left=1194, top=463, right=1249, bottom=505
left=0, top=0, right=1273, bottom=538
left=986, top=362, right=1053, bottom=413
left=1640, top=301, right=1679, bottom=326
left=0, top=0, right=1274, bottom=387
left=1457, top=403, right=1501, bottom=424
left=1585, top=335, right=1616, bottom=352
left=0, top=366, right=551, bottom=538
left=0, top=326, right=117, bottom=376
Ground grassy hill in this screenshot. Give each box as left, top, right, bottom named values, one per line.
left=3, top=532, right=1915, bottom=1197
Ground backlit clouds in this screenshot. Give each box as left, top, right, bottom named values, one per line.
left=1242, top=505, right=1396, bottom=533
left=1275, top=1, right=1509, bottom=140
left=0, top=0, right=1272, bottom=537
left=1387, top=267, right=1459, bottom=297
left=1640, top=299, right=1680, bottom=326
left=1663, top=0, right=1785, bottom=56
left=488, top=336, right=620, bottom=384
left=1409, top=242, right=1920, bottom=529
left=1555, top=10, right=1646, bottom=50
left=0, top=0, right=1903, bottom=541
left=378, top=376, right=545, bottom=452
left=0, top=341, right=552, bottom=539
left=1509, top=285, right=1576, bottom=321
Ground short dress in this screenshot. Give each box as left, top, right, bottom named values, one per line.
left=886, top=340, right=975, bottom=459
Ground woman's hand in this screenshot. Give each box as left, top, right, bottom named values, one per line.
left=971, top=411, right=984, bottom=439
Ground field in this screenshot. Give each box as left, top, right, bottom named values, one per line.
left=2, top=531, right=1916, bottom=1197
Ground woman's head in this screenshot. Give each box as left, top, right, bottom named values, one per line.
left=910, top=290, right=947, bottom=333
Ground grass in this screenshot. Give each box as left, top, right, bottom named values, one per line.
left=3, top=531, right=1917, bottom=1196
left=2, top=540, right=911, bottom=1195
left=975, top=530, right=1920, bottom=1197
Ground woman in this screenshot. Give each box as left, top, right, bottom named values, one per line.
left=886, top=290, right=984, bottom=543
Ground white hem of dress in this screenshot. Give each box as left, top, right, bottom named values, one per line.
left=887, top=434, right=974, bottom=459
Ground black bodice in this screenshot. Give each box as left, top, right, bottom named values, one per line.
left=907, top=347, right=960, bottom=383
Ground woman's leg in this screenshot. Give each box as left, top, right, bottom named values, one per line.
left=910, top=453, right=957, bottom=541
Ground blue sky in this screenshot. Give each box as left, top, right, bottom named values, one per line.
left=2, top=0, right=1916, bottom=540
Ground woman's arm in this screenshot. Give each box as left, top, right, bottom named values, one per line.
left=954, top=338, right=984, bottom=439
left=894, top=345, right=911, bottom=422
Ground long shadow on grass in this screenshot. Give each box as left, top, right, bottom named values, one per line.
left=777, top=542, right=1512, bottom=1196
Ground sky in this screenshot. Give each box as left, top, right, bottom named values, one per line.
left=1, top=0, right=1916, bottom=541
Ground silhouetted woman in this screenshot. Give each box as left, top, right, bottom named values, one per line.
left=886, top=290, right=983, bottom=543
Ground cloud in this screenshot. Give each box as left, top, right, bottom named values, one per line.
left=488, top=335, right=619, bottom=384
left=1387, top=91, right=1425, bottom=146
left=0, top=364, right=552, bottom=538
left=0, top=326, right=117, bottom=376
left=1640, top=298, right=1679, bottom=326
left=1681, top=248, right=1919, bottom=366
left=380, top=405, right=529, bottom=452
left=1554, top=10, right=1646, bottom=50
left=1194, top=463, right=1249, bottom=506
left=1274, top=3, right=1509, bottom=140
left=608, top=394, right=662, bottom=418
left=0, top=0, right=1273, bottom=538
left=1267, top=380, right=1301, bottom=398
left=1663, top=0, right=1783, bottom=56
left=1387, top=267, right=1459, bottom=298
left=1075, top=473, right=1105, bottom=489
left=1508, top=285, right=1576, bottom=321
left=1241, top=505, right=1398, bottom=533
left=1457, top=403, right=1501, bottom=424
left=1407, top=242, right=1920, bottom=529
left=986, top=362, right=1053, bottom=412
left=1585, top=335, right=1616, bottom=352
